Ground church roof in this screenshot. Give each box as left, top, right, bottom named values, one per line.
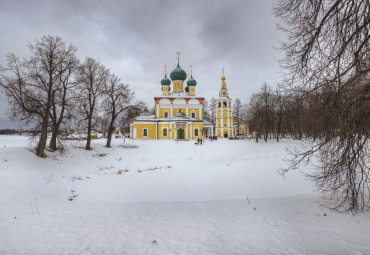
left=170, top=64, right=187, bottom=81
left=161, top=75, right=171, bottom=85
left=133, top=112, right=201, bottom=122
left=155, top=92, right=204, bottom=99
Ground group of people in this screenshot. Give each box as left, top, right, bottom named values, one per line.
left=209, top=135, right=218, bottom=141
left=196, top=138, right=204, bottom=145
left=196, top=135, right=219, bottom=145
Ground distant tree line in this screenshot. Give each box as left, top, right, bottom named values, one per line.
left=0, top=35, right=147, bottom=157
left=0, top=129, right=17, bottom=135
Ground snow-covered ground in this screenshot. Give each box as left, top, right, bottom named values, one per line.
left=0, top=136, right=369, bottom=254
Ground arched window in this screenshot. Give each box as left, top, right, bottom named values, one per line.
left=218, top=102, right=221, bottom=107
left=143, top=128, right=148, bottom=137
left=223, top=102, right=227, bottom=107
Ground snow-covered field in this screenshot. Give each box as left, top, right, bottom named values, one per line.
left=0, top=136, right=369, bottom=255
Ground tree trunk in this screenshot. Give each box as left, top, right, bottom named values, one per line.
left=86, top=116, right=92, bottom=150
left=36, top=115, right=49, bottom=157
left=49, top=127, right=58, bottom=151
left=106, top=122, right=114, bottom=148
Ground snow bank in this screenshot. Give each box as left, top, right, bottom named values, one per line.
left=0, top=136, right=369, bottom=254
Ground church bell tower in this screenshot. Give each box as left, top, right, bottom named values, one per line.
left=216, top=68, right=233, bottom=138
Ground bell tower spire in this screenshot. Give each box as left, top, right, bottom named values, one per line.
left=176, top=51, right=181, bottom=65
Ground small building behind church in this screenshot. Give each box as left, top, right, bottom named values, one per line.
left=233, top=117, right=249, bottom=137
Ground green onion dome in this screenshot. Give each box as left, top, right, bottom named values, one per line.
left=161, top=75, right=171, bottom=86
left=170, top=64, right=187, bottom=81
left=186, top=75, right=197, bottom=86
left=185, top=86, right=189, bottom=92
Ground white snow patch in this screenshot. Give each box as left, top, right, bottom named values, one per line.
left=0, top=136, right=369, bottom=255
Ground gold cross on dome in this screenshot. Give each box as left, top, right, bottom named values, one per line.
left=190, top=65, right=193, bottom=76
left=176, top=51, right=181, bottom=64
left=164, top=64, right=167, bottom=75
left=222, top=67, right=224, bottom=76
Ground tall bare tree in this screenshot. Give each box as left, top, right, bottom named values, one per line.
left=208, top=97, right=217, bottom=133
left=0, top=36, right=77, bottom=157
left=77, top=58, right=108, bottom=150
left=49, top=52, right=78, bottom=150
left=103, top=73, right=133, bottom=148
left=233, top=98, right=243, bottom=135
left=275, top=0, right=370, bottom=212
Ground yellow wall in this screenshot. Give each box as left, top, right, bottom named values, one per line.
left=132, top=122, right=205, bottom=139
left=173, top=80, right=184, bottom=92
left=188, top=107, right=202, bottom=119
left=173, top=108, right=188, bottom=115
left=162, top=86, right=169, bottom=95
left=158, top=107, right=172, bottom=118
left=192, top=124, right=203, bottom=138
left=189, top=86, right=195, bottom=96
left=158, top=123, right=170, bottom=139
left=133, top=123, right=156, bottom=139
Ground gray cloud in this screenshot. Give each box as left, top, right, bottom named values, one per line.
left=0, top=0, right=283, bottom=128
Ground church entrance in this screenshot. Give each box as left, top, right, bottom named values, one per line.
left=224, top=132, right=228, bottom=138
left=177, top=129, right=185, bottom=139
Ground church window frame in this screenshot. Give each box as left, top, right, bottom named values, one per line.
left=163, top=110, right=169, bottom=118
left=162, top=128, right=168, bottom=137
left=194, top=128, right=199, bottom=137
left=218, top=102, right=221, bottom=107
left=143, top=128, right=148, bottom=138
left=223, top=102, right=227, bottom=107
left=191, top=111, right=196, bottom=118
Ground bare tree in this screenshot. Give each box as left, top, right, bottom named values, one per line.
left=208, top=97, right=217, bottom=133
left=274, top=88, right=286, bottom=142
left=49, top=50, right=78, bottom=150
left=119, top=100, right=148, bottom=134
left=233, top=98, right=243, bottom=135
left=0, top=36, right=77, bottom=157
left=260, top=83, right=273, bottom=142
left=275, top=0, right=370, bottom=212
left=103, top=73, right=133, bottom=148
left=76, top=58, right=108, bottom=150
left=202, top=99, right=210, bottom=121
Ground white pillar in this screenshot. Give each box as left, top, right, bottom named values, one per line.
left=190, top=123, right=193, bottom=139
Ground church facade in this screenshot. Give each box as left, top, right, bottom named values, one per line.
left=130, top=54, right=205, bottom=140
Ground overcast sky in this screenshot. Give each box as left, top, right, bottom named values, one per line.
left=0, top=0, right=284, bottom=128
